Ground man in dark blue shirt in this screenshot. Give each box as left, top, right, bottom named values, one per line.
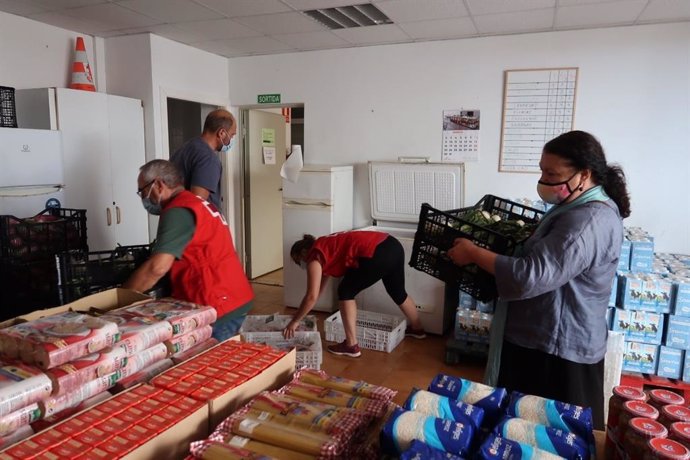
left=170, top=109, right=236, bottom=211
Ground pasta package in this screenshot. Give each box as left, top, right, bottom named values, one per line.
left=494, top=417, right=590, bottom=460
left=0, top=424, right=33, bottom=450
left=171, top=338, right=219, bottom=364
left=296, top=368, right=397, bottom=401
left=0, top=362, right=52, bottom=417
left=381, top=407, right=475, bottom=456
left=118, top=343, right=169, bottom=380
left=404, top=387, right=485, bottom=431
left=113, top=359, right=174, bottom=391
left=191, top=440, right=316, bottom=460
left=99, top=312, right=173, bottom=356
left=506, top=392, right=594, bottom=447
left=428, top=374, right=507, bottom=423
left=0, top=312, right=120, bottom=369
left=116, top=299, right=217, bottom=336
left=45, top=346, right=128, bottom=396
left=0, top=403, right=41, bottom=437
left=281, top=381, right=389, bottom=417
left=400, top=439, right=465, bottom=460
left=40, top=370, right=120, bottom=418
left=31, top=391, right=111, bottom=432
left=479, top=433, right=565, bottom=460
left=164, top=325, right=213, bottom=356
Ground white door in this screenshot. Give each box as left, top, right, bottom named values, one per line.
left=107, top=94, right=149, bottom=247
left=246, top=110, right=286, bottom=278
left=57, top=89, right=113, bottom=252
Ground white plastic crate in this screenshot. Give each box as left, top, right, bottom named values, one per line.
left=240, top=314, right=318, bottom=342
left=324, top=310, right=406, bottom=353
left=241, top=331, right=322, bottom=370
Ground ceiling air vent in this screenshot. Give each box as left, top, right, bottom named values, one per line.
left=303, top=3, right=393, bottom=30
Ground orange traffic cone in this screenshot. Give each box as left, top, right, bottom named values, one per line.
left=69, top=37, right=95, bottom=91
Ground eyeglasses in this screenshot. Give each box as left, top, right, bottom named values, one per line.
left=136, top=179, right=155, bottom=197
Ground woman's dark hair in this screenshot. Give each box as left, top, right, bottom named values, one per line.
left=290, top=234, right=316, bottom=265
left=544, top=130, right=631, bottom=218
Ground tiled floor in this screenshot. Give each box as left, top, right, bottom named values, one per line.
left=249, top=270, right=485, bottom=406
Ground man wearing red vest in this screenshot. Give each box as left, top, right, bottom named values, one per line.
left=124, top=160, right=253, bottom=341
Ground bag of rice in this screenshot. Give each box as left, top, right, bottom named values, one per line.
left=494, top=417, right=590, bottom=460
left=0, top=312, right=119, bottom=369
left=506, top=392, right=594, bottom=447
left=428, top=374, right=507, bottom=423
left=99, top=312, right=173, bottom=356
left=116, top=299, right=217, bottom=336
left=479, top=433, right=565, bottom=460
left=191, top=439, right=315, bottom=460
left=295, top=368, right=397, bottom=401
left=45, top=346, right=128, bottom=396
left=400, top=439, right=465, bottom=460
left=0, top=404, right=41, bottom=437
left=281, top=381, right=389, bottom=417
left=0, top=362, right=52, bottom=417
left=404, top=388, right=484, bottom=431
left=380, top=407, right=475, bottom=456
left=164, top=325, right=213, bottom=356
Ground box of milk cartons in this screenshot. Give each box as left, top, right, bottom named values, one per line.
left=657, top=346, right=684, bottom=379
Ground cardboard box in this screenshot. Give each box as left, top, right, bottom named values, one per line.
left=619, top=240, right=632, bottom=271
left=630, top=239, right=654, bottom=273
left=610, top=276, right=619, bottom=307
left=665, top=315, right=690, bottom=349
left=683, top=352, right=690, bottom=382
left=622, top=341, right=659, bottom=374
left=657, top=346, right=684, bottom=379
left=672, top=278, right=690, bottom=317
left=611, top=309, right=664, bottom=344
left=619, top=274, right=672, bottom=313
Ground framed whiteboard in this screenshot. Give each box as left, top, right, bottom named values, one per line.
left=499, top=67, right=578, bottom=173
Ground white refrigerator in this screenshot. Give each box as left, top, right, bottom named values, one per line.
left=282, top=165, right=353, bottom=313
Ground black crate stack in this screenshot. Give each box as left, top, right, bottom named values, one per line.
left=0, top=86, right=17, bottom=128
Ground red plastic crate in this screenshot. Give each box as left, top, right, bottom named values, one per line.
left=620, top=372, right=690, bottom=401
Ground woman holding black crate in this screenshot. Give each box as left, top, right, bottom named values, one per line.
left=447, top=130, right=630, bottom=429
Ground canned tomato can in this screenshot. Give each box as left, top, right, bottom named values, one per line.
left=620, top=401, right=661, bottom=442
left=624, top=418, right=668, bottom=460
left=660, top=406, right=690, bottom=428
left=648, top=390, right=686, bottom=411
left=610, top=386, right=648, bottom=430
left=670, top=423, right=690, bottom=450
left=645, top=437, right=690, bottom=460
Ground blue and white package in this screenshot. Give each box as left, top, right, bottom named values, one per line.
left=428, top=374, right=507, bottom=423
left=657, top=346, right=684, bottom=379
left=665, top=315, right=690, bottom=349
left=494, top=417, right=589, bottom=460
left=380, top=407, right=474, bottom=456
left=506, top=392, right=594, bottom=446
left=400, top=439, right=465, bottom=460
left=403, top=388, right=484, bottom=431
left=479, top=433, right=563, bottom=460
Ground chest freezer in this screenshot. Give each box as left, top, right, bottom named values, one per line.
left=355, top=161, right=464, bottom=335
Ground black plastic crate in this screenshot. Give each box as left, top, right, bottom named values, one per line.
left=410, top=195, right=544, bottom=302
left=0, top=208, right=88, bottom=262
left=0, top=86, right=17, bottom=128
left=56, top=245, right=152, bottom=304
left=0, top=259, right=60, bottom=320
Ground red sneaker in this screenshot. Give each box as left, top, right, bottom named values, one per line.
left=405, top=327, right=426, bottom=339
left=327, top=341, right=361, bottom=358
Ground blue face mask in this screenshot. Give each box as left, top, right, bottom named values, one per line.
left=141, top=185, right=162, bottom=215
left=220, top=134, right=234, bottom=153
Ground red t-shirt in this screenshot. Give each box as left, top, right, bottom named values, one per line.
left=163, top=191, right=253, bottom=317
left=308, top=231, right=388, bottom=277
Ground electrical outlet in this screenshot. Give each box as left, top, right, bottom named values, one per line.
left=415, top=304, right=435, bottom=314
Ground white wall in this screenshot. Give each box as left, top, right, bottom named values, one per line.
left=0, top=11, right=102, bottom=91
left=227, top=22, right=690, bottom=253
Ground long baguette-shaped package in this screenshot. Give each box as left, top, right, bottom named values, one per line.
left=428, top=374, right=507, bottom=423
left=39, top=371, right=121, bottom=418
left=281, top=381, right=389, bottom=417
left=164, top=325, right=213, bottom=356
left=295, top=368, right=397, bottom=401
left=479, top=433, right=565, bottom=460
left=0, top=403, right=41, bottom=437
left=0, top=362, right=52, bottom=417
left=118, top=342, right=170, bottom=380
left=45, top=346, right=128, bottom=396
left=404, top=387, right=485, bottom=431
left=192, top=440, right=316, bottom=460
left=116, top=299, right=217, bottom=336
left=30, top=391, right=111, bottom=432
left=0, top=312, right=120, bottom=369
left=99, top=312, right=173, bottom=356
left=494, top=417, right=590, bottom=460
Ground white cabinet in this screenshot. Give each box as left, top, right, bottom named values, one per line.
left=16, top=88, right=149, bottom=251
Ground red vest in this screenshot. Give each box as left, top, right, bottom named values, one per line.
left=163, top=191, right=253, bottom=317
left=309, top=231, right=388, bottom=277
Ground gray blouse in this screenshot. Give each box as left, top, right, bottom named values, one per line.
left=494, top=200, right=623, bottom=364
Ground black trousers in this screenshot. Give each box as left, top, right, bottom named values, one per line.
left=497, top=340, right=605, bottom=430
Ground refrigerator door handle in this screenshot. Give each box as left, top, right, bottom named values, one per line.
left=116, top=206, right=121, bottom=224
left=106, top=207, right=112, bottom=226
left=283, top=199, right=332, bottom=207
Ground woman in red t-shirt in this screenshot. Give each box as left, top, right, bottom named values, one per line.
left=283, top=231, right=426, bottom=358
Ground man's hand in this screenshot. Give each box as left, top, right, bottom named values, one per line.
left=283, top=320, right=299, bottom=339
left=447, top=238, right=476, bottom=266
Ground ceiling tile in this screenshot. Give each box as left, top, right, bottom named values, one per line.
left=466, top=0, right=555, bottom=16
left=272, top=30, right=350, bottom=49
left=234, top=11, right=326, bottom=34
left=558, top=0, right=623, bottom=5
left=0, top=0, right=51, bottom=16
left=116, top=0, right=219, bottom=23
left=474, top=8, right=554, bottom=33
left=398, top=17, right=477, bottom=40
left=196, top=36, right=295, bottom=56
left=175, top=18, right=262, bottom=41
left=555, top=0, right=648, bottom=28
left=638, top=0, right=690, bottom=22
left=32, top=0, right=109, bottom=9
left=143, top=23, right=208, bottom=42
left=192, top=0, right=292, bottom=17
left=377, top=0, right=468, bottom=23
left=282, top=0, right=368, bottom=10
left=333, top=23, right=411, bottom=45
left=62, top=3, right=163, bottom=31
left=26, top=11, right=110, bottom=34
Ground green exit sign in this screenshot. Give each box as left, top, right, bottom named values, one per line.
left=258, top=94, right=281, bottom=104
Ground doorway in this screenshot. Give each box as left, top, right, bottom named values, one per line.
left=240, top=105, right=304, bottom=281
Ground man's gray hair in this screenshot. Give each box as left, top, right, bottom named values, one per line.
left=139, top=160, right=183, bottom=187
